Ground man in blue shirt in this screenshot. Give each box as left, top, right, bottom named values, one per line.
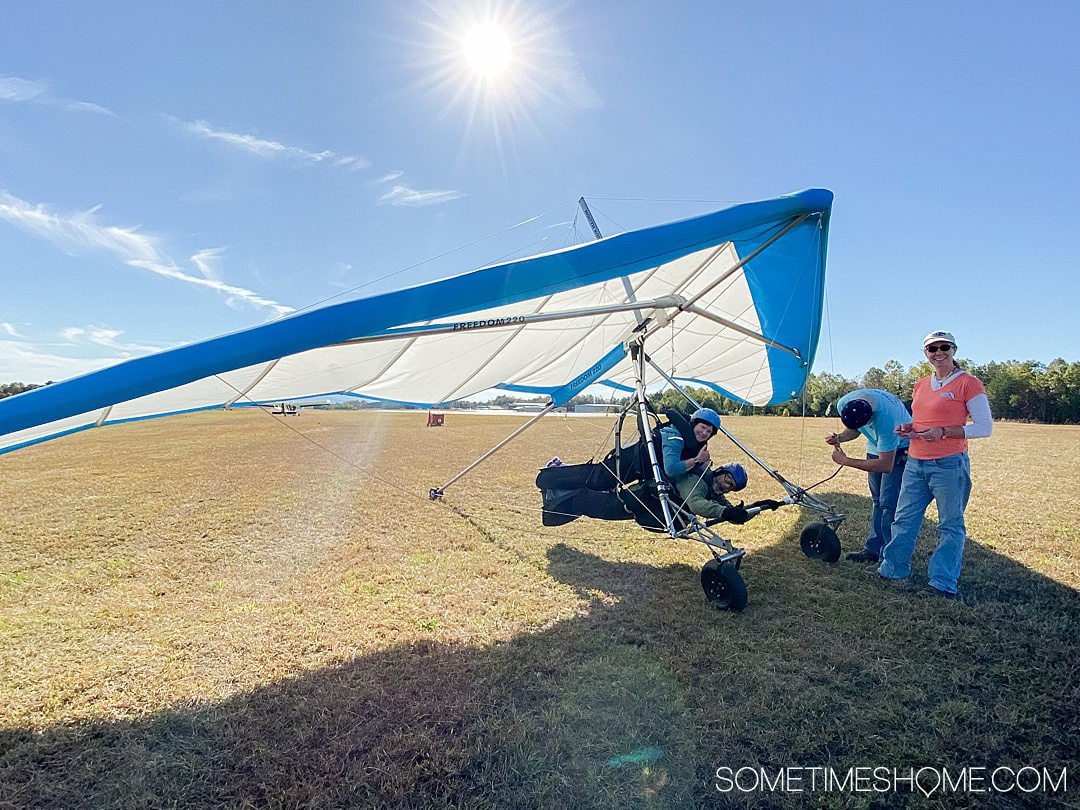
left=827, top=389, right=912, bottom=563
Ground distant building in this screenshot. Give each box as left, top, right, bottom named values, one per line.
left=508, top=402, right=551, bottom=413
left=572, top=403, right=622, bottom=414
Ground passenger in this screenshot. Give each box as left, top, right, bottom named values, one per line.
left=677, top=462, right=747, bottom=523
left=659, top=407, right=719, bottom=481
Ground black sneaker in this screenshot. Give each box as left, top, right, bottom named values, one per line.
left=846, top=550, right=880, bottom=563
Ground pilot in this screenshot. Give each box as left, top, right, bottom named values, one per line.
left=677, top=462, right=766, bottom=524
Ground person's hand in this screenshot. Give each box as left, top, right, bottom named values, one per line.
left=722, top=502, right=751, bottom=524
left=748, top=499, right=783, bottom=511
left=895, top=423, right=915, bottom=440
left=915, top=426, right=946, bottom=442
left=695, top=447, right=711, bottom=465
left=825, top=432, right=840, bottom=446
left=831, top=446, right=848, bottom=465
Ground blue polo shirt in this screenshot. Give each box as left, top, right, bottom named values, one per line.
left=837, top=389, right=911, bottom=455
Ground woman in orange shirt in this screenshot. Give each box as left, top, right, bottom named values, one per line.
left=876, top=331, right=994, bottom=598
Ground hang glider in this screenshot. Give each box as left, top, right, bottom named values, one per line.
left=0, top=189, right=832, bottom=456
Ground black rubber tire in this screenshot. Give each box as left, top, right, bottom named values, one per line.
left=700, top=558, right=748, bottom=611
left=799, top=523, right=842, bottom=563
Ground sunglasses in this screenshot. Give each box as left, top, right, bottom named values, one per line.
left=925, top=343, right=954, bottom=353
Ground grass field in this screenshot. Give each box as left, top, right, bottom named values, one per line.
left=1, top=411, right=1077, bottom=808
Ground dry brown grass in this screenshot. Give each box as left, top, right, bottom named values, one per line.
left=1, top=411, right=1077, bottom=808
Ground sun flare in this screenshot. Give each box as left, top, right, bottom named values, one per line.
left=416, top=4, right=549, bottom=169
left=462, top=22, right=514, bottom=78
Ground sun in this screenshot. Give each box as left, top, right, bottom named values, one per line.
left=410, top=4, right=549, bottom=170
left=462, top=22, right=514, bottom=79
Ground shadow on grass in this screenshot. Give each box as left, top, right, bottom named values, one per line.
left=2, top=492, right=1076, bottom=809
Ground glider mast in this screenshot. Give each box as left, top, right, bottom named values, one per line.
left=578, top=197, right=603, bottom=240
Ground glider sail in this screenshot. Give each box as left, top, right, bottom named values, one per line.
left=0, top=189, right=832, bottom=456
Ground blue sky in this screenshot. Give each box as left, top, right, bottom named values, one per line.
left=2, top=1, right=1078, bottom=389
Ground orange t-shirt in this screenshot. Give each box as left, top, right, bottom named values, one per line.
left=909, top=372, right=986, bottom=460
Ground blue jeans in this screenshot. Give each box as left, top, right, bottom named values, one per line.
left=864, top=449, right=907, bottom=557
left=878, top=453, right=972, bottom=593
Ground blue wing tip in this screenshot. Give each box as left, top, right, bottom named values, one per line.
left=788, top=188, right=833, bottom=211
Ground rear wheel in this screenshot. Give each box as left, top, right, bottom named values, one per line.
left=800, top=523, right=842, bottom=563
left=700, top=559, right=748, bottom=611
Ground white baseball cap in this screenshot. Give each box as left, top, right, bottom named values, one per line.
left=923, top=330, right=956, bottom=348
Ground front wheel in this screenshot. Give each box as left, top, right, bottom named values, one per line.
left=701, top=558, right=748, bottom=611
left=800, top=523, right=842, bottom=563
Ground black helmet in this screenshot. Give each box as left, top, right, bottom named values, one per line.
left=840, top=398, right=874, bottom=430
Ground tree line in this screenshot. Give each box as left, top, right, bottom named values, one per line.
left=4, top=356, right=1079, bottom=423
left=0, top=381, right=47, bottom=399
left=646, top=357, right=1080, bottom=424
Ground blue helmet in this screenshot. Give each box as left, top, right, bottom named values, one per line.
left=718, top=462, right=748, bottom=491
left=690, top=407, right=721, bottom=432
left=840, top=398, right=874, bottom=430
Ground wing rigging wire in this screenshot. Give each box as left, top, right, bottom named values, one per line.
left=285, top=209, right=816, bottom=501
left=577, top=201, right=626, bottom=236
left=510, top=207, right=743, bottom=408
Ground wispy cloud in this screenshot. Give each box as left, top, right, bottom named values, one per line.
left=0, top=192, right=161, bottom=263
left=177, top=120, right=463, bottom=207
left=1, top=322, right=22, bottom=337
left=127, top=258, right=294, bottom=315
left=372, top=171, right=462, bottom=207
left=0, top=326, right=176, bottom=382
left=0, top=75, right=115, bottom=116
left=372, top=170, right=404, bottom=184
left=378, top=185, right=465, bottom=207
left=191, top=247, right=224, bottom=280
left=59, top=325, right=165, bottom=355
left=179, top=118, right=370, bottom=171
left=0, top=190, right=293, bottom=317
left=0, top=338, right=119, bottom=383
